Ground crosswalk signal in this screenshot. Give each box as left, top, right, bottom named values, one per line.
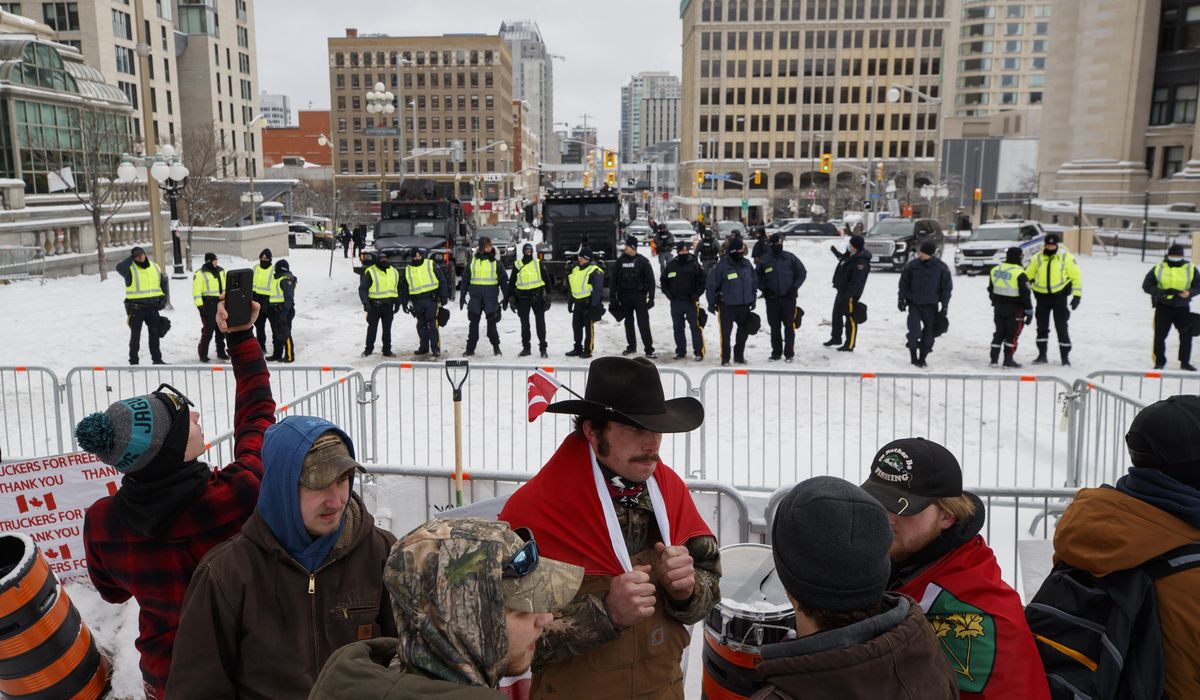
left=604, top=151, right=616, bottom=169
left=753, top=169, right=762, bottom=185
left=606, top=172, right=617, bottom=187
left=820, top=153, right=832, bottom=173
left=696, top=169, right=705, bottom=185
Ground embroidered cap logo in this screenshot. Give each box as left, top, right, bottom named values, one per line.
left=874, top=448, right=914, bottom=484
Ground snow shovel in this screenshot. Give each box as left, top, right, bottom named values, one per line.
left=444, top=359, right=470, bottom=507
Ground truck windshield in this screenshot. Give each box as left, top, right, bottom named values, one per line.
left=867, top=220, right=915, bottom=236
left=974, top=226, right=1021, bottom=241
left=377, top=220, right=447, bottom=238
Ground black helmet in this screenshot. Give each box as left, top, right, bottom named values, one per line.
left=410, top=246, right=428, bottom=258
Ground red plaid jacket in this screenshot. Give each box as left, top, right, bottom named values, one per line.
left=83, top=330, right=275, bottom=698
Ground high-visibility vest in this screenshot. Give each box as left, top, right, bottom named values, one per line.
left=514, top=258, right=546, bottom=291
left=406, top=260, right=439, bottom=295
left=1154, top=261, right=1196, bottom=300
left=125, top=261, right=164, bottom=301
left=1026, top=250, right=1082, bottom=295
left=268, top=275, right=286, bottom=304
left=569, top=264, right=599, bottom=300
left=253, top=264, right=274, bottom=297
left=192, top=268, right=226, bottom=307
left=989, top=263, right=1024, bottom=298
left=366, top=265, right=400, bottom=300
left=469, top=257, right=499, bottom=286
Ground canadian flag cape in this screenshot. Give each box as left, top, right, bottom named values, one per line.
left=500, top=432, right=712, bottom=577
left=896, top=535, right=1050, bottom=700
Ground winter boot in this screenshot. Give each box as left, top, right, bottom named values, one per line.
left=1182, top=362, right=1197, bottom=372
left=565, top=348, right=582, bottom=357
left=916, top=349, right=928, bottom=368
left=493, top=345, right=502, bottom=356
left=540, top=348, right=549, bottom=359
left=622, top=346, right=637, bottom=355
left=823, top=339, right=841, bottom=347
left=909, top=347, right=919, bottom=366
left=1060, top=347, right=1071, bottom=367
left=519, top=348, right=532, bottom=357
left=1003, top=350, right=1021, bottom=368
left=1032, top=339, right=1048, bottom=364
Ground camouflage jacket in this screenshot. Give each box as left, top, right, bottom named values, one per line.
left=535, top=488, right=721, bottom=665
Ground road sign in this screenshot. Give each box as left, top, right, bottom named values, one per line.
left=482, top=173, right=504, bottom=182
left=364, top=127, right=402, bottom=137
left=705, top=173, right=732, bottom=181
left=748, top=159, right=770, bottom=169
left=862, top=200, right=873, bottom=212
left=661, top=191, right=669, bottom=200
left=868, top=192, right=883, bottom=199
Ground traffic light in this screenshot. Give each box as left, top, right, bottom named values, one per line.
left=753, top=170, right=762, bottom=185
left=820, top=153, right=832, bottom=173
left=583, top=173, right=591, bottom=187
left=604, top=151, right=616, bottom=169
left=450, top=140, right=465, bottom=163
left=696, top=169, right=705, bottom=185
left=876, top=162, right=885, bottom=182
left=606, top=172, right=617, bottom=187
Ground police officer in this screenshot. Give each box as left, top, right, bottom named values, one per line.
left=460, top=237, right=509, bottom=356
left=399, top=247, right=448, bottom=357
left=1143, top=243, right=1199, bottom=371
left=352, top=225, right=367, bottom=259
left=116, top=246, right=167, bottom=365
left=988, top=247, right=1033, bottom=368
left=1025, top=232, right=1082, bottom=366
left=252, top=248, right=276, bottom=353
left=614, top=236, right=657, bottom=358
left=898, top=241, right=953, bottom=368
left=652, top=223, right=674, bottom=269
left=697, top=226, right=720, bottom=274
left=566, top=248, right=604, bottom=358
left=268, top=259, right=297, bottom=362
left=706, top=235, right=757, bottom=366
left=339, top=224, right=351, bottom=259
left=662, top=239, right=707, bottom=361
left=508, top=242, right=551, bottom=358
left=358, top=251, right=399, bottom=357
left=756, top=233, right=807, bottom=362
left=750, top=227, right=769, bottom=265
left=192, top=252, right=227, bottom=362
left=825, top=235, right=872, bottom=352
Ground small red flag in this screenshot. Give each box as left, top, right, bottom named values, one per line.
left=527, top=369, right=562, bottom=422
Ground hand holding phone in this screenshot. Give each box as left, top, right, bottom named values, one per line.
left=217, top=298, right=260, bottom=334
left=219, top=268, right=257, bottom=332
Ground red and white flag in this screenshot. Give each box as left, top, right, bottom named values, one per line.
left=527, top=369, right=562, bottom=422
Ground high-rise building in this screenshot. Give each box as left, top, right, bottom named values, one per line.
left=679, top=0, right=949, bottom=221
left=620, top=71, right=680, bottom=162
left=29, top=0, right=261, bottom=177
left=513, top=100, right=540, bottom=196
left=1038, top=0, right=1200, bottom=206
left=327, top=29, right=515, bottom=201
left=260, top=91, right=292, bottom=127
left=500, top=20, right=556, bottom=164
left=943, top=1, right=1051, bottom=118
left=559, top=124, right=596, bottom=165
left=641, top=95, right=681, bottom=154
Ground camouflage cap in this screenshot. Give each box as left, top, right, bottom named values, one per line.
left=299, top=431, right=361, bottom=490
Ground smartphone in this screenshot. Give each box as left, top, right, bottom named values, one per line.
left=225, top=268, right=254, bottom=327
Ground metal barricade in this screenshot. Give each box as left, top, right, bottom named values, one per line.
left=63, top=364, right=357, bottom=452
left=1068, top=379, right=1147, bottom=488
left=201, top=371, right=367, bottom=466
left=366, top=362, right=696, bottom=475
left=698, top=369, right=1076, bottom=492
left=0, top=245, right=46, bottom=283
left=360, top=466, right=749, bottom=546
left=0, top=367, right=63, bottom=460
left=1086, top=370, right=1200, bottom=403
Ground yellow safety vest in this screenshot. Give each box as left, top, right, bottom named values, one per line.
left=989, top=262, right=1024, bottom=298
left=406, top=260, right=440, bottom=295
left=514, top=258, right=546, bottom=291
left=1154, top=261, right=1196, bottom=300
left=569, top=264, right=600, bottom=300
left=1026, top=250, right=1082, bottom=296
left=125, top=261, right=164, bottom=300
left=253, top=264, right=274, bottom=297
left=469, top=257, right=499, bottom=286
left=268, top=275, right=286, bottom=304
left=192, top=268, right=226, bottom=307
left=366, top=265, right=400, bottom=300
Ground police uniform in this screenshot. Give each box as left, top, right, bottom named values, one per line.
left=988, top=250, right=1033, bottom=368
left=116, top=250, right=166, bottom=365
left=267, top=260, right=296, bottom=362
left=1142, top=247, right=1200, bottom=370
left=358, top=260, right=400, bottom=357
left=697, top=232, right=720, bottom=275
left=192, top=256, right=227, bottom=362
left=706, top=241, right=758, bottom=365
left=566, top=255, right=604, bottom=358
left=508, top=246, right=551, bottom=357
left=614, top=241, right=656, bottom=357
left=399, top=254, right=448, bottom=356
left=652, top=227, right=674, bottom=269
left=661, top=244, right=707, bottom=360
left=827, top=239, right=872, bottom=352
left=755, top=240, right=807, bottom=361
left=252, top=249, right=277, bottom=352
left=1025, top=236, right=1082, bottom=365
left=897, top=247, right=952, bottom=367
left=460, top=250, right=508, bottom=356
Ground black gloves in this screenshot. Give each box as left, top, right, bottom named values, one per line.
left=708, top=305, right=718, bottom=314
left=1070, top=296, right=1081, bottom=310
left=567, top=301, right=575, bottom=314
left=1023, top=312, right=1033, bottom=325
left=459, top=299, right=466, bottom=310
left=403, top=302, right=413, bottom=315
left=646, top=297, right=655, bottom=310
left=501, top=298, right=510, bottom=311
left=898, top=300, right=907, bottom=312
left=363, top=304, right=370, bottom=313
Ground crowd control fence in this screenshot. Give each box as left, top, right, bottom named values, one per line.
left=1068, top=379, right=1148, bottom=488
left=1084, top=370, right=1200, bottom=404
left=0, top=366, right=63, bottom=461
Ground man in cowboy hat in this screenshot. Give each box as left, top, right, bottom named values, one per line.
left=500, top=357, right=721, bottom=699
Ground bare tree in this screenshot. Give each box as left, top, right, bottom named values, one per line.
left=177, top=122, right=240, bottom=269
left=1013, top=164, right=1040, bottom=200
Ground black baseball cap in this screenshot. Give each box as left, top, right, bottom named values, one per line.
left=861, top=438, right=962, bottom=516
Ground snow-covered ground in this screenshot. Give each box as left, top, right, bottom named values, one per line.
left=0, top=237, right=1170, bottom=699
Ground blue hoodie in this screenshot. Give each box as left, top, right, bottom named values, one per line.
left=259, top=416, right=357, bottom=572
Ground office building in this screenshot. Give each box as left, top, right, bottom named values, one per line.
left=513, top=99, right=540, bottom=197
left=1038, top=0, right=1200, bottom=206
left=559, top=124, right=596, bottom=165
left=263, top=109, right=332, bottom=167
left=500, top=20, right=556, bottom=164
left=260, top=90, right=291, bottom=127
left=620, top=71, right=681, bottom=162
left=327, top=29, right=515, bottom=200
left=679, top=0, right=950, bottom=221
left=641, top=95, right=681, bottom=153
left=943, top=1, right=1051, bottom=118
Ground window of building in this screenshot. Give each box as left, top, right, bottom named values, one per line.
left=1031, top=56, right=1045, bottom=70
left=1163, top=146, right=1186, bottom=177
left=114, top=45, right=135, bottom=75
left=1175, top=84, right=1198, bottom=123
left=1032, top=39, right=1046, bottom=52
left=1034, top=4, right=1051, bottom=17
left=1005, top=40, right=1022, bottom=52
left=42, top=2, right=78, bottom=31
left=1006, top=5, right=1024, bottom=18
left=1001, top=74, right=1018, bottom=88
left=1034, top=21, right=1049, bottom=35
left=111, top=9, right=131, bottom=38
left=1005, top=23, right=1023, bottom=36
left=1028, top=74, right=1045, bottom=88
left=0, top=3, right=21, bottom=15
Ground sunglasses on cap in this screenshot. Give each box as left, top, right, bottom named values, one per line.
left=502, top=527, right=540, bottom=579
left=154, top=382, right=195, bottom=412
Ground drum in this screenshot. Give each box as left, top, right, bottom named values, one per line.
left=702, top=543, right=794, bottom=699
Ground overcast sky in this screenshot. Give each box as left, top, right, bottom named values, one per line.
left=254, top=0, right=684, bottom=148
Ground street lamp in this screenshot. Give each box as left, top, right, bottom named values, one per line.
left=365, top=82, right=396, bottom=202
left=920, top=183, right=950, bottom=222
left=246, top=113, right=269, bottom=224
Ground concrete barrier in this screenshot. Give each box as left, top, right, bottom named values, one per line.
left=187, top=222, right=289, bottom=260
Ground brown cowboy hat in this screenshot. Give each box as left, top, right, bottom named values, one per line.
left=545, top=356, right=704, bottom=433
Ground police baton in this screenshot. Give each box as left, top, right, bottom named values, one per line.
left=444, top=359, right=470, bottom=507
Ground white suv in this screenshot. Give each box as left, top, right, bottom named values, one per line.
left=954, top=221, right=1045, bottom=275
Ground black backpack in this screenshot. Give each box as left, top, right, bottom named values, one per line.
left=1025, top=542, right=1200, bottom=700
